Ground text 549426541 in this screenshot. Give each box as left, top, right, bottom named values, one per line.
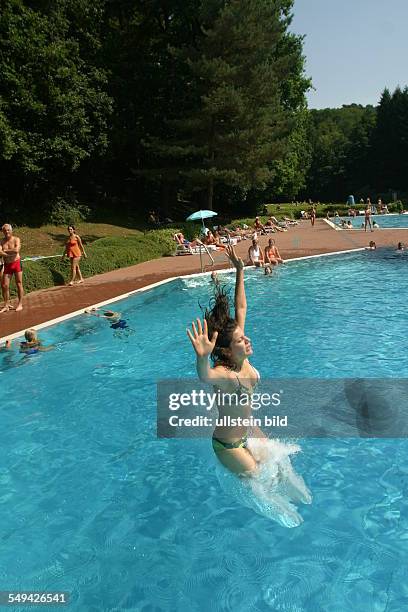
left=0, top=592, right=69, bottom=606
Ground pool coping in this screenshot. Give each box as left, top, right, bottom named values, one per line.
left=0, top=247, right=365, bottom=344
left=324, top=217, right=408, bottom=231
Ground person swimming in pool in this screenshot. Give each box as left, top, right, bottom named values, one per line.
left=210, top=271, right=220, bottom=286
left=85, top=308, right=132, bottom=335
left=187, top=245, right=311, bottom=525
left=19, top=329, right=53, bottom=354
left=85, top=308, right=121, bottom=322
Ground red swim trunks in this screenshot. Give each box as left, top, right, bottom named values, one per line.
left=3, top=259, right=22, bottom=276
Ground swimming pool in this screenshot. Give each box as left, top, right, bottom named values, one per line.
left=1, top=249, right=408, bottom=610
left=335, top=213, right=408, bottom=229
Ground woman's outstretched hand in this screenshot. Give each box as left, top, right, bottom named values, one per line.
left=187, top=318, right=218, bottom=358
left=225, top=244, right=244, bottom=270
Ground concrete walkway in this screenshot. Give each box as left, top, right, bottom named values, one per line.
left=1, top=219, right=407, bottom=339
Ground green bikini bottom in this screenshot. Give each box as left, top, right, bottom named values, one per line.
left=212, top=436, right=248, bottom=452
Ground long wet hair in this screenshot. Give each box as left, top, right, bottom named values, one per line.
left=203, top=283, right=238, bottom=370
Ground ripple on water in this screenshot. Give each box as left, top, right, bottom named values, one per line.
left=1, top=251, right=408, bottom=610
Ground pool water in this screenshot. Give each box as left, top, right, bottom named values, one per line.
left=1, top=249, right=408, bottom=610
left=335, top=213, right=408, bottom=229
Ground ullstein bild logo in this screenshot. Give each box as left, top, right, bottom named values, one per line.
left=157, top=378, right=408, bottom=438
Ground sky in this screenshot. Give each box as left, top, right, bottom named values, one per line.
left=291, top=0, right=408, bottom=109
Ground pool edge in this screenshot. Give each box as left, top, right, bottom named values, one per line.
left=0, top=248, right=365, bottom=343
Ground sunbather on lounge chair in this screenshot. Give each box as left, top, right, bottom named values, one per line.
left=265, top=216, right=286, bottom=232
left=264, top=218, right=276, bottom=230
left=174, top=233, right=202, bottom=254
left=254, top=217, right=266, bottom=235
left=284, top=217, right=299, bottom=225
left=213, top=230, right=229, bottom=248
left=174, top=232, right=187, bottom=245
left=204, top=231, right=216, bottom=245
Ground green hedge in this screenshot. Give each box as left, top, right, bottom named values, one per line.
left=15, top=231, right=176, bottom=295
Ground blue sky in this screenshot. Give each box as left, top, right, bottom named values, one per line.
left=291, top=0, right=408, bottom=109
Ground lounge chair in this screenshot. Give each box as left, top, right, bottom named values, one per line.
left=175, top=244, right=194, bottom=255
left=220, top=237, right=239, bottom=245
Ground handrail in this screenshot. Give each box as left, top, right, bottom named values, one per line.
left=196, top=240, right=215, bottom=264
left=196, top=239, right=214, bottom=271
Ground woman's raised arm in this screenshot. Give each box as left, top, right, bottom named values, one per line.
left=187, top=318, right=219, bottom=383
left=225, top=245, right=246, bottom=332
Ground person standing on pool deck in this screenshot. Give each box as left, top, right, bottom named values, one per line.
left=310, top=205, right=316, bottom=227
left=62, top=226, right=87, bottom=286
left=0, top=224, right=24, bottom=312
left=364, top=203, right=373, bottom=232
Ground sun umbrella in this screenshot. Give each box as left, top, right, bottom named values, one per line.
left=186, top=209, right=218, bottom=230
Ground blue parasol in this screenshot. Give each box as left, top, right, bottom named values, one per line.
left=186, top=209, right=218, bottom=230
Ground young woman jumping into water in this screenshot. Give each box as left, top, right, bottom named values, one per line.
left=187, top=245, right=264, bottom=475
left=187, top=245, right=311, bottom=526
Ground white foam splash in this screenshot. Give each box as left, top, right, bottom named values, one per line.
left=216, top=438, right=312, bottom=529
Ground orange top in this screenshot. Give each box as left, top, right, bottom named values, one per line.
left=66, top=236, right=82, bottom=258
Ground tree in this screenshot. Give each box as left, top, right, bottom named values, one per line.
left=304, top=104, right=376, bottom=201
left=0, top=0, right=112, bottom=220
left=371, top=87, right=408, bottom=193
left=144, top=0, right=310, bottom=210
left=270, top=108, right=312, bottom=200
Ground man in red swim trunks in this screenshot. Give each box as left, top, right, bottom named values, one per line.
left=0, top=224, right=24, bottom=312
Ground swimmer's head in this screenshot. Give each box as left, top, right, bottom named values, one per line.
left=24, top=329, right=38, bottom=343
left=68, top=225, right=76, bottom=234
left=103, top=310, right=117, bottom=318
left=203, top=285, right=252, bottom=369
left=268, top=238, right=275, bottom=246
left=2, top=223, right=12, bottom=236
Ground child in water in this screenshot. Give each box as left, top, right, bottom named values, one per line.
left=19, top=329, right=53, bottom=354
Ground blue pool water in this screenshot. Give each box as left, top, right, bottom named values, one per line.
left=335, top=213, right=408, bottom=229
left=1, top=249, right=408, bottom=610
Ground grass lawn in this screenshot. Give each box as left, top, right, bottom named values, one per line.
left=15, top=223, right=143, bottom=257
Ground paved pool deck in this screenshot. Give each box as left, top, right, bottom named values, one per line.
left=1, top=219, right=407, bottom=339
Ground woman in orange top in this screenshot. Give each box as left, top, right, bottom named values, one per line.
left=62, top=225, right=87, bottom=285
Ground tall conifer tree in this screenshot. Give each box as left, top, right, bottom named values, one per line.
left=145, top=0, right=308, bottom=209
